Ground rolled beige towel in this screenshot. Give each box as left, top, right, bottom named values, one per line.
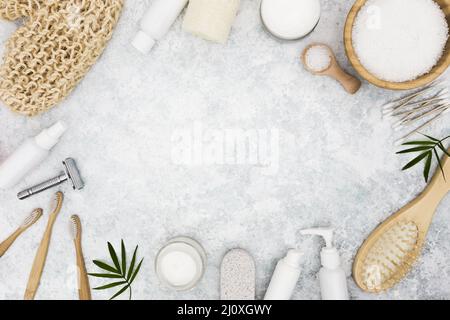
left=183, top=0, right=241, bottom=44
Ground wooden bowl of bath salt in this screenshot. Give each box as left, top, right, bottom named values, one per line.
left=344, top=0, right=450, bottom=90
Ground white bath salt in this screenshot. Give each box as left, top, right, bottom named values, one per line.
left=305, top=45, right=331, bottom=72
left=352, top=0, right=449, bottom=82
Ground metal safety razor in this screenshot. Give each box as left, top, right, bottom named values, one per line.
left=18, top=158, right=84, bottom=200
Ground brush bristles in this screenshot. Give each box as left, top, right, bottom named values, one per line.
left=51, top=192, right=63, bottom=213
left=360, top=221, right=419, bottom=292
left=69, top=215, right=81, bottom=240
left=21, top=208, right=43, bottom=228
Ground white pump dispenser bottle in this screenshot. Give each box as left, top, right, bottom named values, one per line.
left=264, top=249, right=302, bottom=300
left=300, top=228, right=349, bottom=300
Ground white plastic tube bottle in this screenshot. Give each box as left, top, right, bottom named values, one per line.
left=132, top=0, right=189, bottom=54
left=264, top=249, right=302, bottom=300
left=300, top=228, right=349, bottom=300
left=0, top=122, right=67, bottom=189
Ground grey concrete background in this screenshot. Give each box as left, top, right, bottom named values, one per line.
left=0, top=0, right=449, bottom=300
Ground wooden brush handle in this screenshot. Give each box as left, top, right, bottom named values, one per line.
left=329, top=64, right=362, bottom=94
left=75, top=240, right=91, bottom=300
left=0, top=229, right=23, bottom=258
left=424, top=148, right=450, bottom=205
left=24, top=219, right=56, bottom=300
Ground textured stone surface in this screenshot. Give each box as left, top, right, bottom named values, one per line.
left=0, top=0, right=449, bottom=300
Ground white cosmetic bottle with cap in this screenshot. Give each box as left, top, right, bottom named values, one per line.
left=132, top=0, right=188, bottom=54
left=264, top=249, right=302, bottom=300
left=300, top=228, right=349, bottom=300
left=0, top=122, right=67, bottom=189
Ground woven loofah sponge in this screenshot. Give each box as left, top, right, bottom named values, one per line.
left=0, top=0, right=124, bottom=116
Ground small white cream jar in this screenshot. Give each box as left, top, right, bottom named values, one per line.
left=155, top=237, right=206, bottom=291
left=261, top=0, right=321, bottom=40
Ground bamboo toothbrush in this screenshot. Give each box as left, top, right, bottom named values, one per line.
left=24, top=191, right=64, bottom=300
left=69, top=215, right=91, bottom=300
left=0, top=209, right=43, bottom=258
left=353, top=150, right=450, bottom=293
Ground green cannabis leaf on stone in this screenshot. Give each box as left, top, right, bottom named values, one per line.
left=88, top=240, right=144, bottom=300
left=397, top=134, right=450, bottom=182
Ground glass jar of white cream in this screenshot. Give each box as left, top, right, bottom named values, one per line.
left=155, top=237, right=207, bottom=291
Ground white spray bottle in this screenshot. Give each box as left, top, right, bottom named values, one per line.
left=0, top=122, right=67, bottom=189
left=300, top=228, right=349, bottom=300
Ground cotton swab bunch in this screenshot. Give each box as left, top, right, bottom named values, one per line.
left=395, top=107, right=450, bottom=145
left=379, top=80, right=450, bottom=145
left=381, top=81, right=445, bottom=117
left=385, top=89, right=448, bottom=120
left=392, top=100, right=449, bottom=131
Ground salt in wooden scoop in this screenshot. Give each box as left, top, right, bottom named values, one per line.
left=301, top=43, right=361, bottom=94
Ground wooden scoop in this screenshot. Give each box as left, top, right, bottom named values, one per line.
left=301, top=43, right=361, bottom=94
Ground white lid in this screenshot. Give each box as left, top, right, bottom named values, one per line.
left=35, top=121, right=67, bottom=150
left=155, top=239, right=205, bottom=291
left=132, top=30, right=156, bottom=54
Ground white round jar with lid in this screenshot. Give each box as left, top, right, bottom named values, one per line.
left=155, top=237, right=206, bottom=291
left=260, top=0, right=321, bottom=40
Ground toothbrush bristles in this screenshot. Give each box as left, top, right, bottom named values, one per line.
left=21, top=208, right=43, bottom=228
left=69, top=215, right=81, bottom=240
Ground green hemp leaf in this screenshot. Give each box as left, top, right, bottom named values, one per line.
left=397, top=134, right=450, bottom=182
left=88, top=240, right=144, bottom=300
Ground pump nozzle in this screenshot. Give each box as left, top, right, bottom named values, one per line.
left=300, top=228, right=334, bottom=248
left=301, top=227, right=341, bottom=269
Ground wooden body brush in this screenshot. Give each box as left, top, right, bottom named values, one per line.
left=0, top=209, right=43, bottom=257
left=70, top=215, right=91, bottom=300
left=353, top=150, right=450, bottom=292
left=24, top=192, right=64, bottom=300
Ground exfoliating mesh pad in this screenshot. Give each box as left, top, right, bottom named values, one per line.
left=0, top=0, right=123, bottom=116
